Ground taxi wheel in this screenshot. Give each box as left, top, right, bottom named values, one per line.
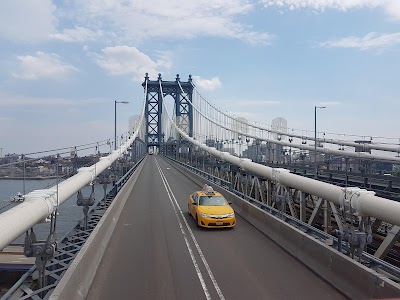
left=188, top=204, right=191, bottom=216
left=196, top=214, right=200, bottom=228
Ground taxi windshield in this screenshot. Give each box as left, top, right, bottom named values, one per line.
left=199, top=196, right=228, bottom=206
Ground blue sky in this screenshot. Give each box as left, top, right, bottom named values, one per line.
left=0, top=0, right=399, bottom=155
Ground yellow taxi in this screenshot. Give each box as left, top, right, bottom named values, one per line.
left=188, top=184, right=235, bottom=228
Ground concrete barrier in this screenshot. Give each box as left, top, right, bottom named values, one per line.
left=48, top=157, right=147, bottom=300
left=169, top=159, right=400, bottom=299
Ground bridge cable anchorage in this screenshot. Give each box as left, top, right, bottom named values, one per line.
left=336, top=187, right=374, bottom=260
left=77, top=183, right=96, bottom=231
left=23, top=222, right=57, bottom=298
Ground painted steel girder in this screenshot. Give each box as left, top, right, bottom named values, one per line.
left=144, top=76, right=193, bottom=147
left=145, top=90, right=162, bottom=146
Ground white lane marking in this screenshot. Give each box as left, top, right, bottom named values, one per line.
left=156, top=159, right=226, bottom=300
left=155, top=160, right=211, bottom=300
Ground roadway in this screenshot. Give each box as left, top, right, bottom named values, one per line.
left=86, top=156, right=347, bottom=300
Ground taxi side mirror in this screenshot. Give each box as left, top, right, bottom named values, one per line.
left=228, top=202, right=233, bottom=205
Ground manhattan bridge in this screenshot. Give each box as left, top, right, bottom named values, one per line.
left=1, top=73, right=400, bottom=299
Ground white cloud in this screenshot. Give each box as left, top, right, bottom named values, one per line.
left=261, top=0, right=400, bottom=21
left=0, top=0, right=271, bottom=45
left=193, top=76, right=222, bottom=91
left=68, top=0, right=271, bottom=45
left=12, top=52, right=78, bottom=80
left=50, top=27, right=103, bottom=42
left=383, top=0, right=400, bottom=20
left=93, top=46, right=172, bottom=81
left=320, top=32, right=400, bottom=50
left=262, top=0, right=383, bottom=11
left=237, top=100, right=281, bottom=106
left=0, top=0, right=57, bottom=42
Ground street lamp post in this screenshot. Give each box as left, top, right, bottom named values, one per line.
left=314, top=106, right=326, bottom=178
left=114, top=101, right=130, bottom=150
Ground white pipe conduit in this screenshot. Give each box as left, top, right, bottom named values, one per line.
left=192, top=84, right=400, bottom=154
left=0, top=87, right=147, bottom=251
left=164, top=82, right=400, bottom=227
left=0, top=139, right=133, bottom=250
left=178, top=126, right=400, bottom=226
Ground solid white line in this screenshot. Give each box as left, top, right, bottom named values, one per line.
left=155, top=159, right=211, bottom=300
left=156, top=159, right=226, bottom=300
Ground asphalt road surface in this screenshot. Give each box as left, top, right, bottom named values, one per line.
left=86, top=156, right=347, bottom=300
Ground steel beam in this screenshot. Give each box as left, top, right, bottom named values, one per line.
left=374, top=225, right=400, bottom=259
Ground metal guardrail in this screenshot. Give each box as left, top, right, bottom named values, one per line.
left=165, top=156, right=400, bottom=282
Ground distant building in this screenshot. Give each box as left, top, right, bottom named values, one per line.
left=1, top=153, right=19, bottom=165
left=232, top=117, right=248, bottom=137
left=271, top=117, right=287, bottom=141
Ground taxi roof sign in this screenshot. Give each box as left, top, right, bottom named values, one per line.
left=202, top=184, right=215, bottom=195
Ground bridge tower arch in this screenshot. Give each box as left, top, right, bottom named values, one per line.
left=142, top=73, right=193, bottom=151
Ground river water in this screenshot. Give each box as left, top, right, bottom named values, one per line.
left=0, top=179, right=111, bottom=244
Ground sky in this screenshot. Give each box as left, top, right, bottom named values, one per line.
left=0, top=0, right=399, bottom=156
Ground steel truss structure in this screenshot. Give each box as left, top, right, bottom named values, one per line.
left=142, top=73, right=193, bottom=149
left=165, top=146, right=400, bottom=272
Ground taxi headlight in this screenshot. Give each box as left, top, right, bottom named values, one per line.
left=199, top=212, right=212, bottom=218
left=227, top=212, right=235, bottom=218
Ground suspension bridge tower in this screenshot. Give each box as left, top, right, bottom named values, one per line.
left=142, top=73, right=193, bottom=151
